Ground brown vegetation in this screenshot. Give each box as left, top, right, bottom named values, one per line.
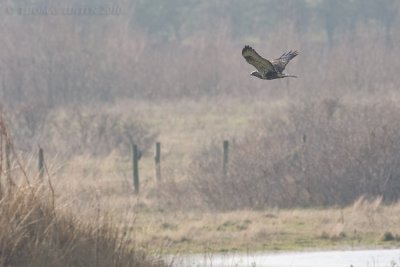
left=7, top=106, right=156, bottom=157
left=0, top=185, right=166, bottom=267
left=180, top=96, right=400, bottom=210
left=0, top=115, right=166, bottom=267
left=1, top=0, right=400, bottom=255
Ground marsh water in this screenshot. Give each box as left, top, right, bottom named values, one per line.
left=172, top=249, right=400, bottom=267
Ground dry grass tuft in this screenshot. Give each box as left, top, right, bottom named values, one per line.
left=0, top=183, right=167, bottom=267
left=0, top=114, right=166, bottom=267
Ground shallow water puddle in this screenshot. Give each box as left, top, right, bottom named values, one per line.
left=172, top=249, right=400, bottom=267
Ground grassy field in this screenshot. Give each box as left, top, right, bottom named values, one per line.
left=132, top=198, right=400, bottom=253
left=2, top=92, right=400, bottom=266
left=3, top=3, right=400, bottom=263
left=44, top=93, right=400, bottom=254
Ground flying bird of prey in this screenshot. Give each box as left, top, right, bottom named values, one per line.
left=242, top=45, right=298, bottom=80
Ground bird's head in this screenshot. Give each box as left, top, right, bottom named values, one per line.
left=250, top=71, right=263, bottom=79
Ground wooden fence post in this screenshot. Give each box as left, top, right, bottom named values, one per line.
left=0, top=135, right=2, bottom=195
left=5, top=139, right=11, bottom=186
left=38, top=147, right=44, bottom=179
left=223, top=140, right=229, bottom=177
left=132, top=144, right=139, bottom=193
left=155, top=142, right=161, bottom=181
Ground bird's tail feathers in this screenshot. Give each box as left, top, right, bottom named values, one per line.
left=279, top=50, right=299, bottom=63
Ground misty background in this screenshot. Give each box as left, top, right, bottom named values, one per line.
left=1, top=0, right=400, bottom=209
left=2, top=0, right=399, bottom=104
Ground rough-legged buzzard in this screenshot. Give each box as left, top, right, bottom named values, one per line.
left=242, top=45, right=298, bottom=80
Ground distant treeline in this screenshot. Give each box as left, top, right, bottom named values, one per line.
left=133, top=0, right=398, bottom=45
left=1, top=0, right=399, bottom=107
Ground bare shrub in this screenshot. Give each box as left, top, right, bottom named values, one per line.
left=183, top=97, right=400, bottom=210
left=7, top=106, right=156, bottom=158
left=46, top=108, right=157, bottom=157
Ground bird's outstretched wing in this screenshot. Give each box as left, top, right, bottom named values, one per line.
left=242, top=45, right=276, bottom=74
left=271, top=50, right=299, bottom=73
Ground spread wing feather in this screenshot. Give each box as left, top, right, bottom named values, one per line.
left=242, top=45, right=276, bottom=74
left=271, top=50, right=299, bottom=73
